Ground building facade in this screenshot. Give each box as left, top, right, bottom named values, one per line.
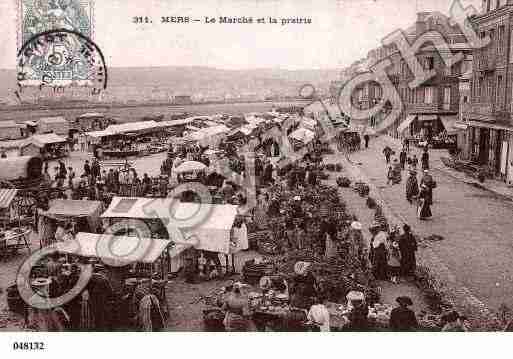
left=467, top=0, right=513, bottom=183
left=331, top=12, right=472, bottom=147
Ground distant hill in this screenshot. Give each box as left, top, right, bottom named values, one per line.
left=0, top=66, right=340, bottom=100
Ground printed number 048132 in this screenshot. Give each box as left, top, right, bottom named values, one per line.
left=13, top=342, right=45, bottom=350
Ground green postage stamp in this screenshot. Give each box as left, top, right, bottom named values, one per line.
left=16, top=0, right=100, bottom=88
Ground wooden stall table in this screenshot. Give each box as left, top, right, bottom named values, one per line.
left=0, top=227, right=31, bottom=258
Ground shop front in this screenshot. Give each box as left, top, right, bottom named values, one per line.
left=467, top=120, right=513, bottom=180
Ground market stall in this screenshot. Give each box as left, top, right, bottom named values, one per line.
left=20, top=133, right=69, bottom=160
left=100, top=196, right=190, bottom=273
left=23, top=233, right=172, bottom=331
left=187, top=125, right=230, bottom=148
left=37, top=116, right=70, bottom=136
left=0, top=188, right=32, bottom=258
left=101, top=197, right=247, bottom=273
left=0, top=156, right=43, bottom=189
left=173, top=160, right=207, bottom=184
left=0, top=120, right=24, bottom=140
left=38, top=199, right=104, bottom=248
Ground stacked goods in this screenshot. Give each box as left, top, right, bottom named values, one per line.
left=354, top=182, right=370, bottom=197
left=273, top=248, right=380, bottom=305
left=242, top=259, right=276, bottom=285
left=373, top=207, right=388, bottom=231
left=247, top=230, right=272, bottom=251
left=334, top=164, right=343, bottom=172
left=336, top=176, right=351, bottom=187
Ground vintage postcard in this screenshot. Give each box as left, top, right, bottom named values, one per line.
left=0, top=0, right=512, bottom=356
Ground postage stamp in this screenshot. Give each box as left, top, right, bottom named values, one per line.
left=17, top=0, right=94, bottom=49
left=15, top=0, right=100, bottom=90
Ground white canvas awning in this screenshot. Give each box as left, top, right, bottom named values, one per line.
left=86, top=129, right=113, bottom=138
left=397, top=115, right=416, bottom=133
left=55, top=232, right=170, bottom=264
left=440, top=115, right=459, bottom=135
left=29, top=133, right=67, bottom=147
left=101, top=197, right=240, bottom=254
left=174, top=202, right=238, bottom=254
left=104, top=121, right=159, bottom=135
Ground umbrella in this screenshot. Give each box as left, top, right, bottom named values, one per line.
left=174, top=161, right=207, bottom=173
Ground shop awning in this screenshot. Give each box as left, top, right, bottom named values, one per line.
left=468, top=120, right=513, bottom=131
left=0, top=188, right=18, bottom=209
left=55, top=232, right=170, bottom=264
left=453, top=121, right=469, bottom=130
left=397, top=115, right=416, bottom=133
left=440, top=115, right=459, bottom=135
left=417, top=114, right=438, bottom=122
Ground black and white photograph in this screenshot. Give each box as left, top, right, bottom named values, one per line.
left=0, top=0, right=511, bottom=356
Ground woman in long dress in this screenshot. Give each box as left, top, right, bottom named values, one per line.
left=417, top=184, right=432, bottom=220
left=370, top=231, right=389, bottom=280
left=405, top=170, right=419, bottom=204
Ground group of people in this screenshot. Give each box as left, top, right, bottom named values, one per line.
left=383, top=143, right=436, bottom=220
left=369, top=223, right=418, bottom=284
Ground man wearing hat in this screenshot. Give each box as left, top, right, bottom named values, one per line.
left=389, top=296, right=418, bottom=331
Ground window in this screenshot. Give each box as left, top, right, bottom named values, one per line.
left=498, top=25, right=505, bottom=53
left=425, top=87, right=434, bottom=104
left=487, top=0, right=491, bottom=12
left=496, top=75, right=503, bottom=106
left=510, top=86, right=513, bottom=112
left=478, top=77, right=484, bottom=98
left=425, top=57, right=434, bottom=70
left=443, top=87, right=451, bottom=110
left=401, top=61, right=407, bottom=75
left=463, top=95, right=469, bottom=103
left=444, top=65, right=452, bottom=76
left=487, top=76, right=494, bottom=102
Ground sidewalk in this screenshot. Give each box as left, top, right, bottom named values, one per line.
left=324, top=136, right=513, bottom=329
left=380, top=135, right=513, bottom=202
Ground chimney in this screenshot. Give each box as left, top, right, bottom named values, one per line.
left=415, top=12, right=430, bottom=35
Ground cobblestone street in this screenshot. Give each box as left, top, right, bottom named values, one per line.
left=328, top=136, right=513, bottom=317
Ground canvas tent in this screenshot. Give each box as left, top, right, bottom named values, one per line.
left=0, top=156, right=43, bottom=183
left=0, top=120, right=23, bottom=140
left=103, top=121, right=159, bottom=136
left=42, top=199, right=104, bottom=233
left=20, top=133, right=67, bottom=157
left=37, top=117, right=69, bottom=135
left=101, top=197, right=243, bottom=254
left=57, top=232, right=172, bottom=264
left=187, top=125, right=230, bottom=147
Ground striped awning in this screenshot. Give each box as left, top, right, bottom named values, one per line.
left=0, top=188, right=18, bottom=209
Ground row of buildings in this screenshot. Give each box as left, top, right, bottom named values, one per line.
left=330, top=1, right=513, bottom=185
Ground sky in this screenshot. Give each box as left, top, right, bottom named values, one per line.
left=0, top=0, right=482, bottom=70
